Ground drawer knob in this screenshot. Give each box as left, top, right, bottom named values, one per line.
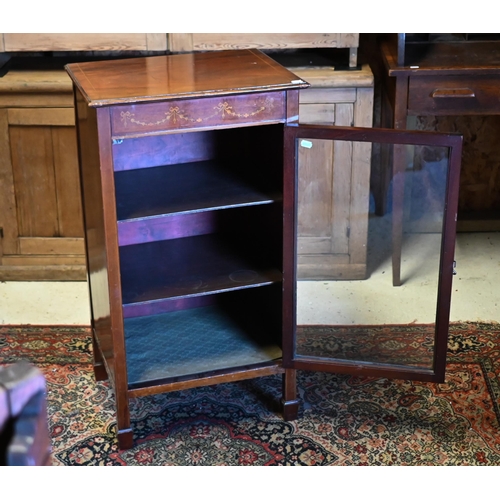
left=431, top=88, right=476, bottom=99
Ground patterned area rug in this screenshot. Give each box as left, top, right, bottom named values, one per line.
left=1, top=322, right=500, bottom=465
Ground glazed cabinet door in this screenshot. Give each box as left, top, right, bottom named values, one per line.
left=283, top=124, right=462, bottom=382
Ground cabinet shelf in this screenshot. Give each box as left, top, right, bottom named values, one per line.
left=114, top=160, right=281, bottom=221
left=124, top=304, right=282, bottom=388
left=119, top=234, right=282, bottom=313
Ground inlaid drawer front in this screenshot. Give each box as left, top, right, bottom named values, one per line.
left=408, top=75, right=500, bottom=115
left=111, top=91, right=286, bottom=137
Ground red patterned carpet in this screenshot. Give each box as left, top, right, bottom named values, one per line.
left=1, top=323, right=500, bottom=465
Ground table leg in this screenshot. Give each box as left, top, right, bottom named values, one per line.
left=392, top=76, right=410, bottom=286
left=392, top=144, right=406, bottom=286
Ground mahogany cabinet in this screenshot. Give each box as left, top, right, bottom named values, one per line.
left=66, top=49, right=463, bottom=449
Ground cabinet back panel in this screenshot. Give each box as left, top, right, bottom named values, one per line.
left=118, top=203, right=282, bottom=250
left=114, top=160, right=280, bottom=222
left=122, top=280, right=283, bottom=333
left=113, top=131, right=218, bottom=171
left=112, top=125, right=283, bottom=173
left=123, top=294, right=216, bottom=319
left=118, top=211, right=218, bottom=246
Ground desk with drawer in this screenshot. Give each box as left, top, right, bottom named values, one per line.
left=378, top=40, right=500, bottom=286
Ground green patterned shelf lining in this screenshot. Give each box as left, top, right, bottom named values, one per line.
left=124, top=305, right=282, bottom=386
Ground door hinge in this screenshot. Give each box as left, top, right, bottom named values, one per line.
left=0, top=227, right=3, bottom=238
left=346, top=226, right=351, bottom=238
left=453, top=260, right=457, bottom=275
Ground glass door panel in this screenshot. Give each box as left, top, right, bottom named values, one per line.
left=283, top=125, right=462, bottom=382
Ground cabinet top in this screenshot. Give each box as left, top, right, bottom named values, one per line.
left=65, top=49, right=309, bottom=107
left=382, top=40, right=500, bottom=76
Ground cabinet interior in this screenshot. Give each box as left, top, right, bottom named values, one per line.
left=112, top=123, right=286, bottom=387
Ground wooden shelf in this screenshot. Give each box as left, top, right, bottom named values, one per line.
left=119, top=234, right=282, bottom=310
left=114, top=160, right=280, bottom=221
left=124, top=305, right=282, bottom=388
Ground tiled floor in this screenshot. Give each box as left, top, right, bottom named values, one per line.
left=1, top=232, right=499, bottom=326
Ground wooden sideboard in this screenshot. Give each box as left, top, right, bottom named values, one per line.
left=294, top=65, right=374, bottom=279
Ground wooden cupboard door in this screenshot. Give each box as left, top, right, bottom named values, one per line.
left=284, top=124, right=463, bottom=383
left=297, top=101, right=372, bottom=280
left=0, top=107, right=85, bottom=280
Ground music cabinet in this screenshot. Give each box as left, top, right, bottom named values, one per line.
left=66, top=49, right=462, bottom=449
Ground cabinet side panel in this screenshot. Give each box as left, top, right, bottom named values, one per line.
left=96, top=107, right=129, bottom=418
left=74, top=90, right=114, bottom=380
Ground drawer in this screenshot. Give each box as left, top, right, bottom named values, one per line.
left=408, top=75, right=500, bottom=115
left=111, top=91, right=286, bottom=138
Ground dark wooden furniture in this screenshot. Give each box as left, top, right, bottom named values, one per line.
left=67, top=49, right=463, bottom=450
left=67, top=49, right=309, bottom=449
left=378, top=35, right=500, bottom=286
left=0, top=362, right=51, bottom=466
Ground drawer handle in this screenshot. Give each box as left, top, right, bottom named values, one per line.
left=431, top=88, right=476, bottom=99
